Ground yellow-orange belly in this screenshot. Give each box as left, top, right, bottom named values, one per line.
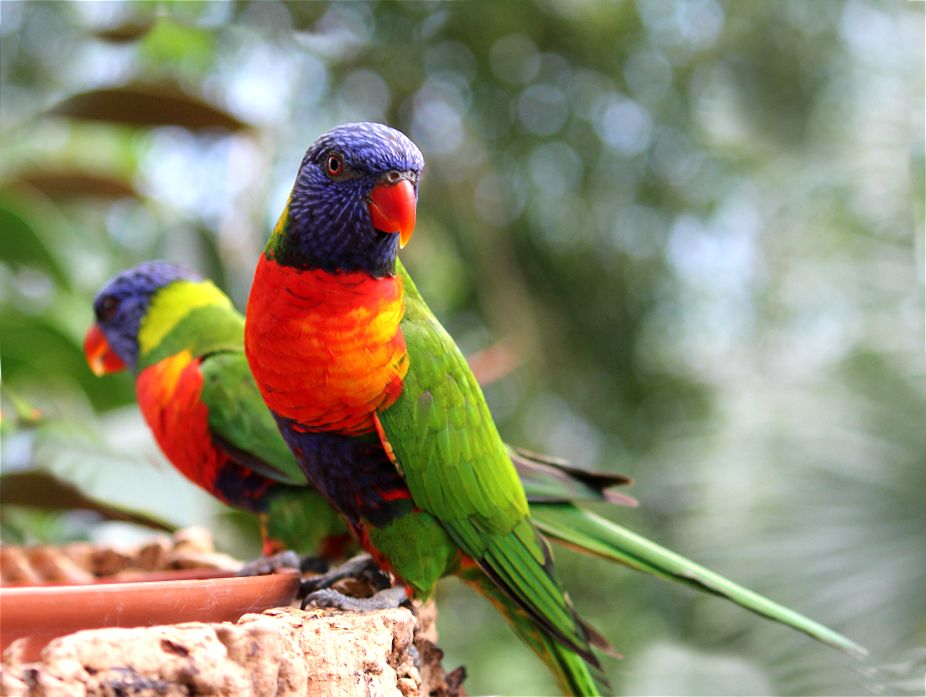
left=245, top=256, right=408, bottom=436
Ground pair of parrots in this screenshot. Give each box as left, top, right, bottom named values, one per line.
left=84, top=122, right=862, bottom=695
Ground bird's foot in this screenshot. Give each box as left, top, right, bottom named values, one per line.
left=302, top=585, right=409, bottom=612
left=237, top=550, right=301, bottom=577
left=298, top=553, right=390, bottom=596
left=298, top=555, right=331, bottom=574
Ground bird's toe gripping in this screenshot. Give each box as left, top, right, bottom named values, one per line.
left=237, top=550, right=301, bottom=577
left=301, top=585, right=409, bottom=612
left=298, top=553, right=391, bottom=596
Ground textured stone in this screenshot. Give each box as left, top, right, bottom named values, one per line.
left=1, top=532, right=466, bottom=696
left=0, top=604, right=464, bottom=697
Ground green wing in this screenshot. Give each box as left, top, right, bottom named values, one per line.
left=199, top=351, right=307, bottom=487
left=378, top=263, right=596, bottom=660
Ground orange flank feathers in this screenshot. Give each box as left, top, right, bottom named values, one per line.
left=245, top=256, right=408, bottom=436
left=135, top=351, right=222, bottom=492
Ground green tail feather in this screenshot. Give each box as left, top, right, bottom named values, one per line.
left=462, top=570, right=608, bottom=696
left=543, top=633, right=605, bottom=697
left=531, top=503, right=866, bottom=658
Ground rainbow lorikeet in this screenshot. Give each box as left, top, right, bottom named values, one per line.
left=243, top=123, right=863, bottom=694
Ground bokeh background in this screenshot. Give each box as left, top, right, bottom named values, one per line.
left=1, top=1, right=923, bottom=694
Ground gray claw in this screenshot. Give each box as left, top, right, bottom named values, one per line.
left=238, top=550, right=301, bottom=577
left=299, top=553, right=389, bottom=595
left=302, top=586, right=409, bottom=612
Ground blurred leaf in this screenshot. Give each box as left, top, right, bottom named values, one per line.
left=92, top=22, right=155, bottom=44
left=281, top=1, right=328, bottom=30
left=2, top=388, right=44, bottom=429
left=0, top=197, right=67, bottom=284
left=0, top=308, right=136, bottom=413
left=192, top=223, right=228, bottom=295
left=7, top=169, right=141, bottom=200
left=0, top=470, right=176, bottom=533
left=139, top=20, right=215, bottom=72
left=50, top=83, right=249, bottom=132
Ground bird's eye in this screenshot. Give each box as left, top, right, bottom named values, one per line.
left=325, top=153, right=344, bottom=178
left=97, top=295, right=119, bottom=322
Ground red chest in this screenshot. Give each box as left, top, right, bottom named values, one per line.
left=135, top=352, right=222, bottom=490
left=245, top=257, right=408, bottom=436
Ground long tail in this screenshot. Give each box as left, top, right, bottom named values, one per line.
left=530, top=502, right=866, bottom=658
left=460, top=568, right=608, bottom=696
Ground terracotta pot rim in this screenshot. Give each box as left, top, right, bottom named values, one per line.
left=0, top=566, right=258, bottom=590
left=0, top=569, right=299, bottom=598
left=0, top=568, right=301, bottom=662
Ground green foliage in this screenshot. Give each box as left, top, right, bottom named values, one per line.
left=1, top=1, right=922, bottom=694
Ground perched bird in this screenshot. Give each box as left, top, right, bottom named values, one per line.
left=243, top=123, right=863, bottom=694
left=83, top=261, right=349, bottom=560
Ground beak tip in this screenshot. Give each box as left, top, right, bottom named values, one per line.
left=399, top=227, right=413, bottom=249
left=83, top=324, right=127, bottom=376
left=369, top=179, right=417, bottom=247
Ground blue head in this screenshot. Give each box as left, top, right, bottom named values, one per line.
left=85, top=261, right=200, bottom=373
left=269, top=122, right=425, bottom=277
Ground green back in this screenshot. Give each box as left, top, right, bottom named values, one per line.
left=378, top=260, right=597, bottom=662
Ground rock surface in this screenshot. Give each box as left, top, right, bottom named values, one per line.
left=1, top=604, right=464, bottom=697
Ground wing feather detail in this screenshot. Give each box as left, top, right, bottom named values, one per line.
left=376, top=261, right=597, bottom=662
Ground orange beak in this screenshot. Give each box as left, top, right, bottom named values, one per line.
left=368, top=179, right=417, bottom=249
left=83, top=324, right=127, bottom=376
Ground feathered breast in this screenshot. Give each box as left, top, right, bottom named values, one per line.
left=135, top=351, right=223, bottom=491
left=245, top=256, right=408, bottom=436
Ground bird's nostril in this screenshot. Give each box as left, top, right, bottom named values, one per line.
left=387, top=170, right=401, bottom=184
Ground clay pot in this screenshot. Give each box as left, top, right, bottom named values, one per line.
left=0, top=568, right=300, bottom=661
